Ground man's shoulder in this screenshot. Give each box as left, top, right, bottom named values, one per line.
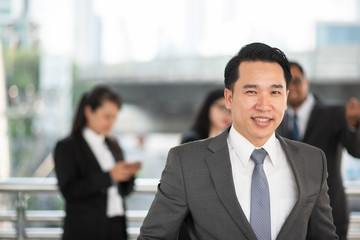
left=168, top=135, right=226, bottom=169
left=176, top=136, right=214, bottom=152
left=180, top=130, right=202, bottom=144
left=172, top=132, right=228, bottom=158
left=278, top=136, right=327, bottom=178
left=309, top=100, right=346, bottom=128
left=278, top=134, right=323, bottom=153
left=314, top=97, right=344, bottom=112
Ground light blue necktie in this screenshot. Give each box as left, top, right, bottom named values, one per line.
left=250, top=148, right=271, bottom=240
left=292, top=114, right=300, bottom=141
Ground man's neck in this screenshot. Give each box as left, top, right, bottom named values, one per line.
left=290, top=95, right=310, bottom=113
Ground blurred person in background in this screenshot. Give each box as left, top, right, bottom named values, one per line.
left=181, top=88, right=232, bottom=144
left=276, top=61, right=360, bottom=240
left=54, top=85, right=141, bottom=240
left=179, top=88, right=232, bottom=240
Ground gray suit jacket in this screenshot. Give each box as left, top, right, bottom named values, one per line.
left=139, top=128, right=338, bottom=240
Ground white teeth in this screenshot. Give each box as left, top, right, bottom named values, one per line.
left=254, top=118, right=269, bottom=122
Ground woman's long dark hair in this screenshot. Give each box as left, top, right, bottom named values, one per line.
left=71, top=85, right=122, bottom=136
left=190, top=88, right=225, bottom=139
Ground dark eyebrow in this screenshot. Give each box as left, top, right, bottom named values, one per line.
left=243, top=84, right=284, bottom=89
left=243, top=84, right=257, bottom=89
left=272, top=84, right=284, bottom=89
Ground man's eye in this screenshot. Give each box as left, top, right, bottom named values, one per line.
left=246, top=90, right=256, bottom=94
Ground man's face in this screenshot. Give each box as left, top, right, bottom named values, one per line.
left=225, top=61, right=289, bottom=147
left=287, top=65, right=309, bottom=109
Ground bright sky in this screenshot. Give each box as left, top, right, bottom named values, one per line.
left=30, top=0, right=74, bottom=56
left=30, top=0, right=359, bottom=63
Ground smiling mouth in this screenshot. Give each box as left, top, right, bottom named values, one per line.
left=253, top=117, right=271, bottom=122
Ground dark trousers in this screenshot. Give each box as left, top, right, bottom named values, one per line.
left=106, top=216, right=128, bottom=240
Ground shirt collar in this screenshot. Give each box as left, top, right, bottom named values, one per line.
left=83, top=127, right=105, bottom=144
left=228, top=125, right=277, bottom=167
left=288, top=93, right=315, bottom=117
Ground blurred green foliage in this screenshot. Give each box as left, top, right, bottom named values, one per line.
left=4, top=49, right=40, bottom=94
left=3, top=49, right=39, bottom=176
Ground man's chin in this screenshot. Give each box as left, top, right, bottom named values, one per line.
left=287, top=100, right=302, bottom=108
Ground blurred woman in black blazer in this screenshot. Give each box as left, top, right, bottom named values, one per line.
left=181, top=88, right=232, bottom=144
left=54, top=85, right=141, bottom=240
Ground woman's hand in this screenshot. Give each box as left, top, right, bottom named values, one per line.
left=109, top=161, right=142, bottom=182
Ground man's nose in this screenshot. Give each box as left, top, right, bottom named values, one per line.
left=256, top=94, right=271, bottom=111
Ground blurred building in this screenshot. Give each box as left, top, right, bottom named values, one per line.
left=74, top=0, right=102, bottom=66
left=0, top=0, right=360, bottom=179
left=0, top=0, right=38, bottom=50
left=1, top=1, right=360, bottom=238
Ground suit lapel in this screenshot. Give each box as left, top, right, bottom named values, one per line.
left=303, top=102, right=321, bottom=142
left=204, top=130, right=311, bottom=239
left=105, top=137, right=123, bottom=162
left=275, top=135, right=307, bottom=239
left=75, top=133, right=103, bottom=172
left=205, top=129, right=257, bottom=240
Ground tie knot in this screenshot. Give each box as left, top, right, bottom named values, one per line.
left=251, top=148, right=267, bottom=165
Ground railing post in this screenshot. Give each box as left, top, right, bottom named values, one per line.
left=15, top=191, right=27, bottom=240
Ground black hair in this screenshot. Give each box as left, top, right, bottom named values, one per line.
left=289, top=61, right=305, bottom=76
left=190, top=88, right=225, bottom=139
left=71, top=85, right=122, bottom=136
left=224, top=42, right=292, bottom=90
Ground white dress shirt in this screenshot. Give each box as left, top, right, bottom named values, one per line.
left=227, top=126, right=298, bottom=240
left=287, top=93, right=315, bottom=140
left=83, top=128, right=124, bottom=217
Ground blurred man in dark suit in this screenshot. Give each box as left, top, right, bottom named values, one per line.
left=277, top=61, right=360, bottom=240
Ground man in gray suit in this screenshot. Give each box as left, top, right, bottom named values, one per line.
left=138, top=43, right=338, bottom=240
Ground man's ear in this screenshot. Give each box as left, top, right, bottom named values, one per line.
left=224, top=88, right=232, bottom=109
left=304, top=77, right=310, bottom=92
left=285, top=89, right=289, bottom=110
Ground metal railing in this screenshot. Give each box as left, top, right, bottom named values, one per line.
left=0, top=178, right=360, bottom=239
left=0, top=178, right=158, bottom=239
